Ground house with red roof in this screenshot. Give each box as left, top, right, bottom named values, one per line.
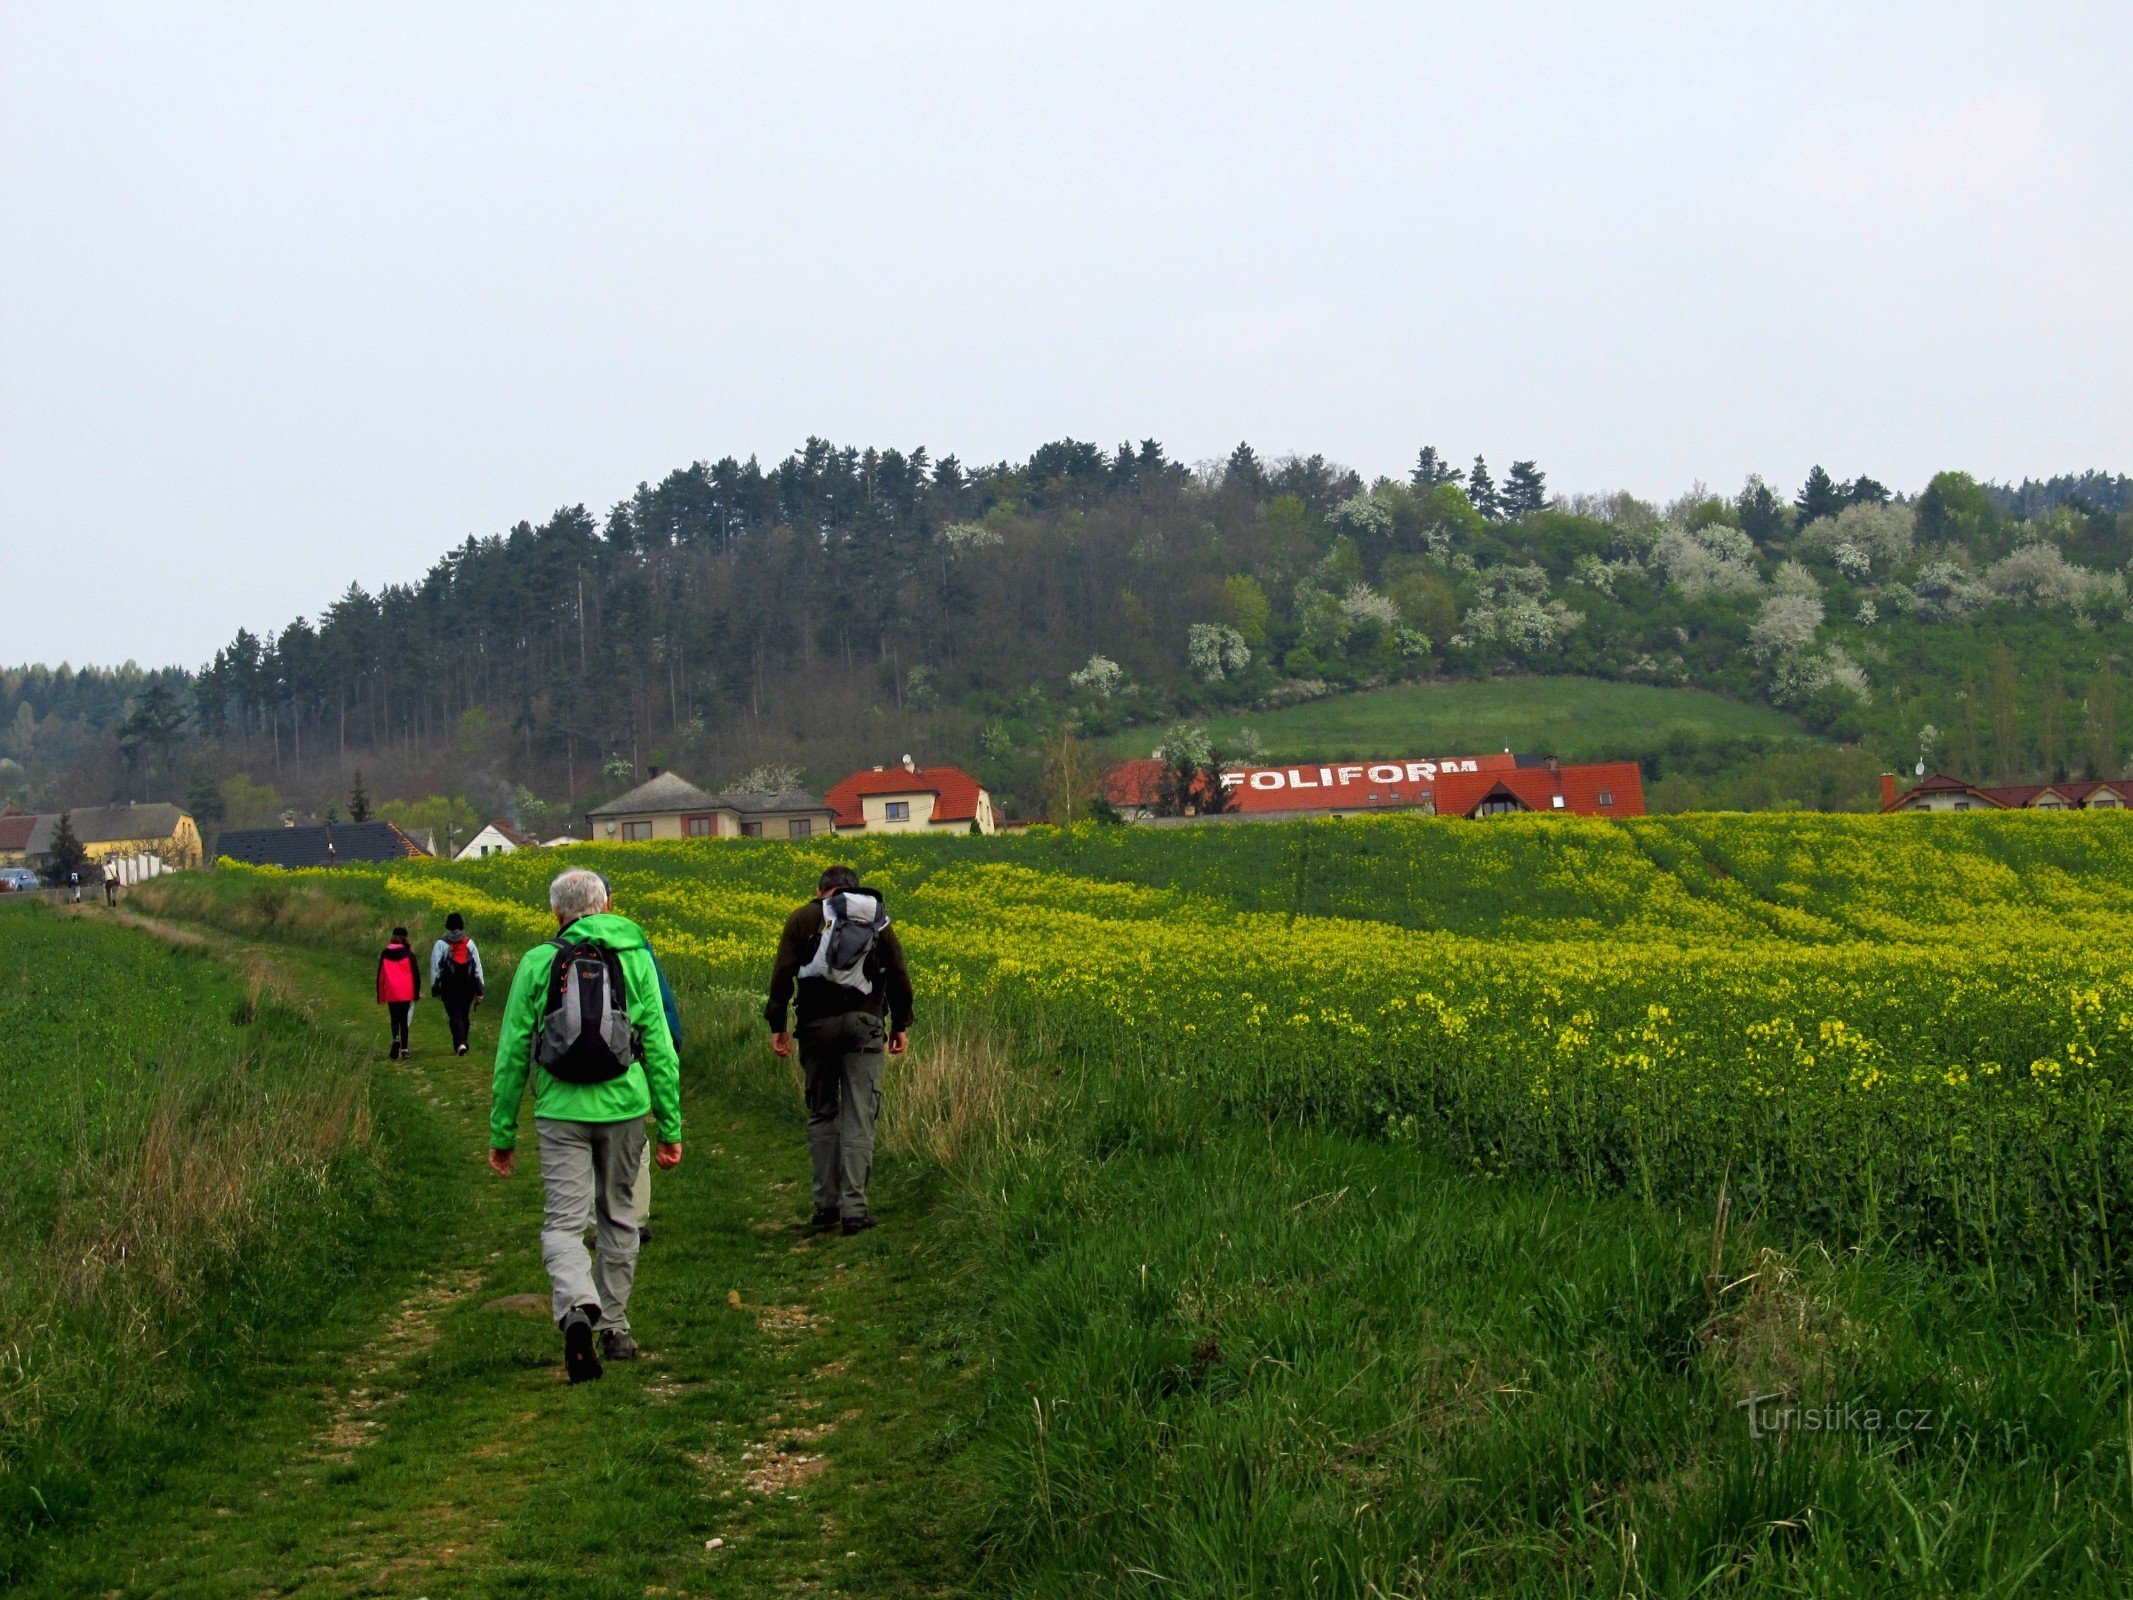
left=1431, top=760, right=1645, bottom=819
left=1881, top=772, right=2130, bottom=812
left=825, top=757, right=996, bottom=835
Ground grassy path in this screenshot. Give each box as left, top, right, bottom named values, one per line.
left=25, top=918, right=983, bottom=1599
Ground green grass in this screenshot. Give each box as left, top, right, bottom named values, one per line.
left=1100, top=675, right=1813, bottom=764
left=963, top=1100, right=2133, bottom=1596
left=6, top=904, right=984, bottom=1598
left=0, top=902, right=398, bottom=1576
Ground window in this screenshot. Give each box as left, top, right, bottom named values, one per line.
left=884, top=800, right=911, bottom=822
left=742, top=821, right=763, bottom=838
left=789, top=818, right=812, bottom=840
left=1597, top=791, right=1613, bottom=807
left=1477, top=796, right=1522, bottom=817
left=685, top=814, right=715, bottom=838
left=621, top=820, right=654, bottom=841
left=1550, top=795, right=1566, bottom=809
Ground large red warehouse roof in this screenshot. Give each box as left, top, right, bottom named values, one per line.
left=1103, top=753, right=1643, bottom=818
left=1106, top=752, right=1519, bottom=814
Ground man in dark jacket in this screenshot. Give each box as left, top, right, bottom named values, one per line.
left=765, top=864, right=912, bottom=1235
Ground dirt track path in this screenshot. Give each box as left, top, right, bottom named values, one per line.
left=25, top=920, right=981, bottom=1599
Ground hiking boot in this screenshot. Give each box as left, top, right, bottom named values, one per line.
left=806, top=1208, right=840, bottom=1233
left=840, top=1215, right=877, bottom=1237
left=599, top=1328, right=639, bottom=1361
left=562, top=1305, right=604, bottom=1384
left=455, top=1043, right=469, bottom=1056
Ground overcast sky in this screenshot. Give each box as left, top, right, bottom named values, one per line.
left=3, top=4, right=2128, bottom=670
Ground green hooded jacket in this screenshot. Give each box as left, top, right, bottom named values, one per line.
left=488, top=912, right=684, bottom=1150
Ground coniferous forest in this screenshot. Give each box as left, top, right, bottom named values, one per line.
left=4, top=439, right=2130, bottom=830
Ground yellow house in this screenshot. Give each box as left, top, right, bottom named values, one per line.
left=19, top=802, right=203, bottom=882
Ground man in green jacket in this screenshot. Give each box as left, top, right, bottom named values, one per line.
left=490, top=867, right=684, bottom=1383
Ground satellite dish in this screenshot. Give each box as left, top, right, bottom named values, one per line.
left=1915, top=760, right=1926, bottom=777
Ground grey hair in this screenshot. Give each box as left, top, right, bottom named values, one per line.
left=549, top=867, right=610, bottom=922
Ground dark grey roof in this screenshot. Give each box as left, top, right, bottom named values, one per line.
left=25, top=803, right=188, bottom=855
left=216, top=821, right=427, bottom=868
left=712, top=788, right=831, bottom=815
left=586, top=771, right=721, bottom=817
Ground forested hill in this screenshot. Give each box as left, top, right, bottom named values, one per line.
left=4, top=442, right=2131, bottom=824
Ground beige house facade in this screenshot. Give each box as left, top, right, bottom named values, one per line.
left=587, top=770, right=836, bottom=843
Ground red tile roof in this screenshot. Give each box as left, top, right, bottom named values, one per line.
left=1885, top=773, right=2130, bottom=811
left=825, top=765, right=987, bottom=828
left=484, top=818, right=539, bottom=848
left=1105, top=752, right=1520, bottom=814
left=1433, top=761, right=1645, bottom=818
left=0, top=813, right=34, bottom=852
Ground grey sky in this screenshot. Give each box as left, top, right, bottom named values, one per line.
left=3, top=4, right=2127, bottom=670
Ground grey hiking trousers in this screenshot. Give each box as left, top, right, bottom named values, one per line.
left=800, top=1010, right=886, bottom=1221
left=537, top=1116, right=647, bottom=1331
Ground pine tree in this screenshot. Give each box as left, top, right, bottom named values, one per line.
left=1224, top=442, right=1265, bottom=494
left=348, top=769, right=372, bottom=822
left=1796, top=465, right=1845, bottom=525
left=1846, top=475, right=1891, bottom=505
left=1737, top=476, right=1788, bottom=545
left=1467, top=456, right=1499, bottom=520
left=44, top=811, right=87, bottom=887
left=1502, top=460, right=1547, bottom=519
left=1410, top=446, right=1457, bottom=489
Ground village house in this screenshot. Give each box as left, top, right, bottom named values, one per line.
left=216, top=819, right=432, bottom=868
left=586, top=769, right=836, bottom=842
left=1881, top=772, right=2129, bottom=812
left=1, top=801, right=205, bottom=882
left=456, top=818, right=538, bottom=860
left=825, top=757, right=997, bottom=834
left=1103, top=752, right=1644, bottom=822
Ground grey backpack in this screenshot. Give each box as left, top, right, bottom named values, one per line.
left=533, top=937, right=639, bottom=1084
left=797, top=890, right=888, bottom=994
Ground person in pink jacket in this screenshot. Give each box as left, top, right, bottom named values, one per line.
left=376, top=926, right=420, bottom=1059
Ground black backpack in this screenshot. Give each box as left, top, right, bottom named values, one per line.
left=533, top=937, right=639, bottom=1084
left=797, top=889, right=889, bottom=994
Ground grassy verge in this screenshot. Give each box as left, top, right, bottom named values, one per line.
left=0, top=901, right=412, bottom=1583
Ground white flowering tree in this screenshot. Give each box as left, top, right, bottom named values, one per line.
left=1068, top=654, right=1126, bottom=698
left=1748, top=591, right=1824, bottom=660
left=1186, top=623, right=1251, bottom=683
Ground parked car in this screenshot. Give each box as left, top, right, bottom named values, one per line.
left=0, top=867, right=40, bottom=892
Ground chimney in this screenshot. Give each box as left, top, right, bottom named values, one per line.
left=1881, top=772, right=1898, bottom=809
left=901, top=753, right=917, bottom=773
left=648, top=765, right=661, bottom=779
left=1544, top=755, right=1560, bottom=774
